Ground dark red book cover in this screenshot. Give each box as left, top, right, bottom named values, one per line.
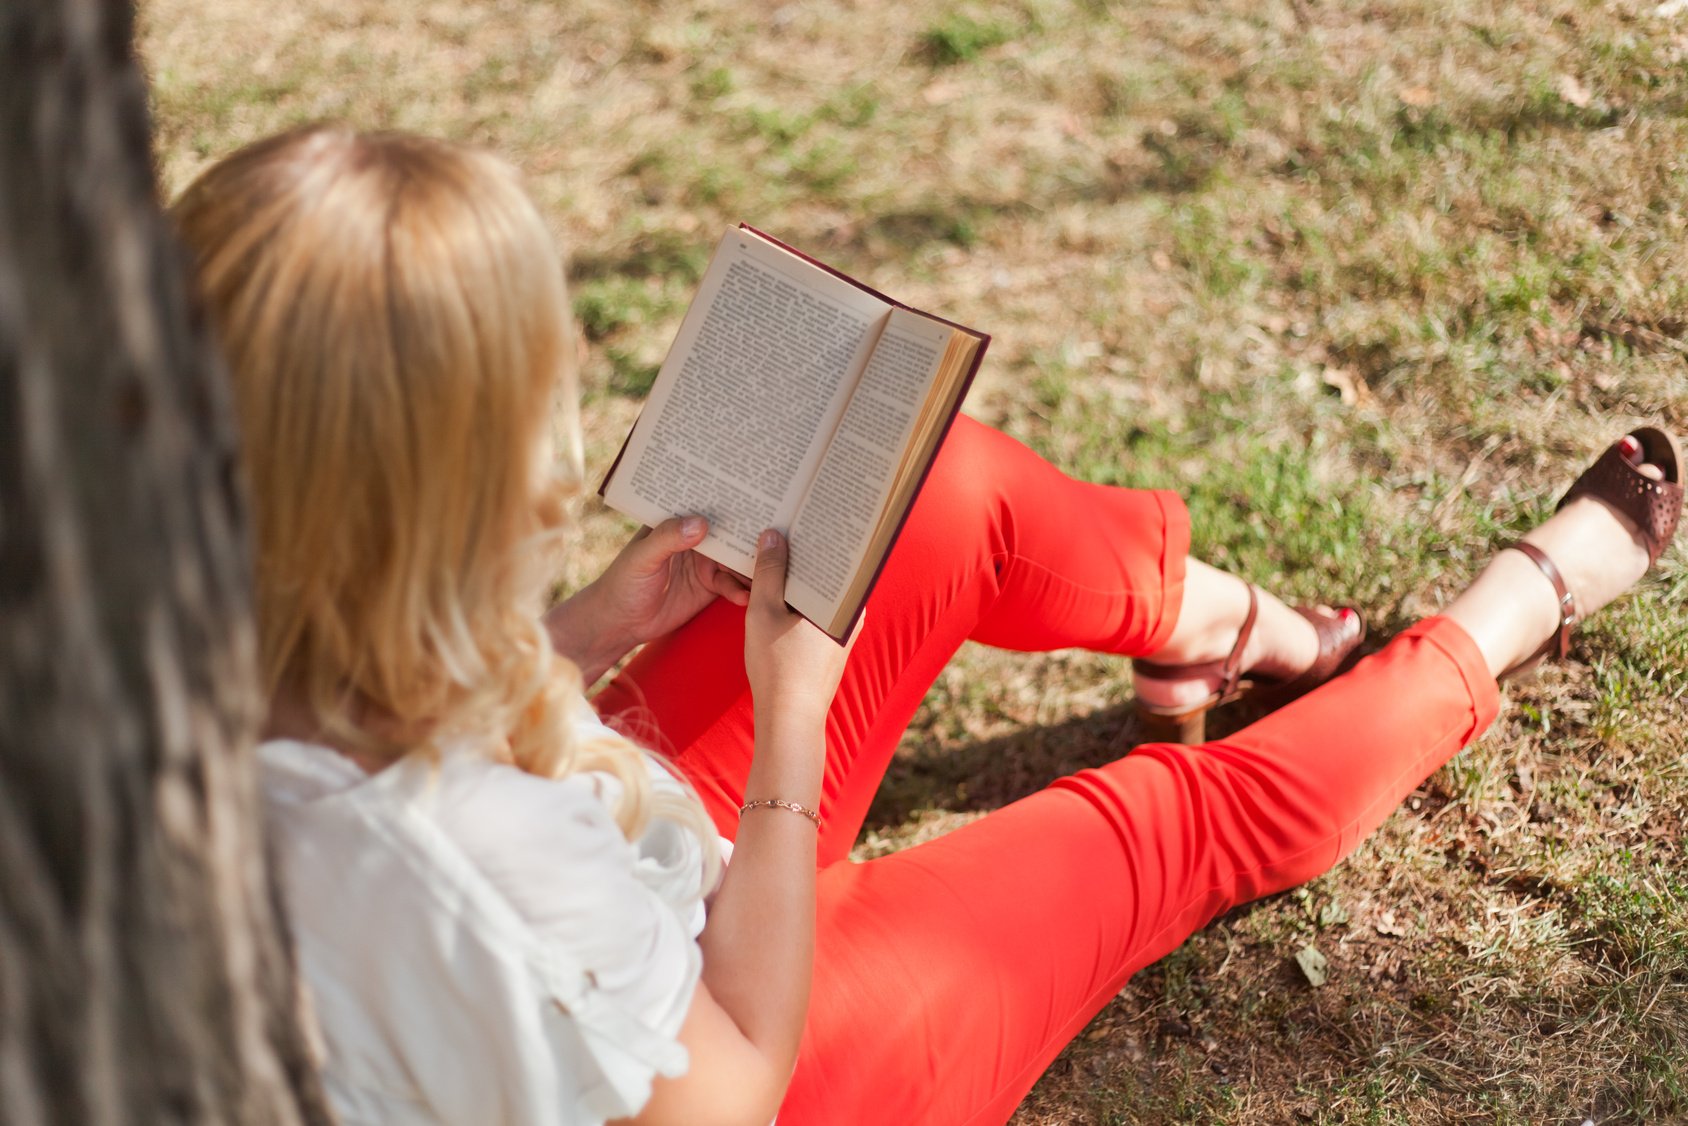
left=598, top=226, right=991, bottom=642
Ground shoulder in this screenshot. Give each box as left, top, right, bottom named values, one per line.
left=428, top=751, right=658, bottom=925
left=261, top=736, right=696, bottom=944
left=431, top=743, right=716, bottom=960
left=257, top=738, right=703, bottom=1123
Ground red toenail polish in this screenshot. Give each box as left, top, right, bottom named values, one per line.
left=1340, top=608, right=1356, bottom=622
left=1619, top=435, right=1641, bottom=463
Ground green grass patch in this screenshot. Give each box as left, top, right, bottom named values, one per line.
left=919, top=12, right=1016, bottom=66
left=141, top=0, right=1688, bottom=1119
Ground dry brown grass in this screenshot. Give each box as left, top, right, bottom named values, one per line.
left=140, top=0, right=1688, bottom=1120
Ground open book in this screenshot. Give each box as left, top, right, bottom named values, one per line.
left=600, top=226, right=989, bottom=642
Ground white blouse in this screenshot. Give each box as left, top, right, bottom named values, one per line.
left=258, top=712, right=721, bottom=1125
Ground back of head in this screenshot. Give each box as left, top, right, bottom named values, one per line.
left=176, top=125, right=720, bottom=863
left=172, top=124, right=582, bottom=769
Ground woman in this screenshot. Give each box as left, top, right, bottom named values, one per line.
left=173, top=125, right=1682, bottom=1126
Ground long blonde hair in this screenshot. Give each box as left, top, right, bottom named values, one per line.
left=173, top=124, right=717, bottom=868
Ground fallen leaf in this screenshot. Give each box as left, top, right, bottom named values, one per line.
left=1557, top=73, right=1593, bottom=108
left=1295, top=944, right=1329, bottom=987
left=1321, top=365, right=1371, bottom=407
left=1399, top=85, right=1435, bottom=107
left=1513, top=758, right=1535, bottom=794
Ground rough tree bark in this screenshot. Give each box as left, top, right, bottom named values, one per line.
left=0, top=0, right=333, bottom=1122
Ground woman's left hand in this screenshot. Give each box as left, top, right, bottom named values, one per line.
left=545, top=516, right=749, bottom=682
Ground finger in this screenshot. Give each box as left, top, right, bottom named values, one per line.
left=707, top=575, right=751, bottom=607
left=632, top=516, right=708, bottom=565
left=751, top=528, right=789, bottom=609
left=717, top=570, right=752, bottom=606
left=698, top=560, right=752, bottom=605
left=842, top=608, right=867, bottom=652
left=706, top=561, right=752, bottom=595
left=691, top=556, right=747, bottom=602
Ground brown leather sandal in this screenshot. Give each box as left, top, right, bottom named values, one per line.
left=1502, top=427, right=1683, bottom=679
left=1133, top=586, right=1367, bottom=744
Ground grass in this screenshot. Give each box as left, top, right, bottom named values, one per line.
left=920, top=12, right=1019, bottom=66
left=138, top=0, right=1688, bottom=1120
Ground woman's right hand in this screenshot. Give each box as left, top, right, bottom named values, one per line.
left=744, top=529, right=854, bottom=728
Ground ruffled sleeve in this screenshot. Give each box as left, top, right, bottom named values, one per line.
left=427, top=755, right=704, bottom=1120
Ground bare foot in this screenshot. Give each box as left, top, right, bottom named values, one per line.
left=1134, top=559, right=1346, bottom=710
left=1442, top=454, right=1663, bottom=680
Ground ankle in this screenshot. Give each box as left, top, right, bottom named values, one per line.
left=1138, top=578, right=1323, bottom=687
left=1147, top=561, right=1253, bottom=667
left=1244, top=597, right=1323, bottom=681
left=1441, top=548, right=1575, bottom=679
left=1150, top=614, right=1243, bottom=668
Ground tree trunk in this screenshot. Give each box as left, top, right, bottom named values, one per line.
left=0, top=0, right=333, bottom=1122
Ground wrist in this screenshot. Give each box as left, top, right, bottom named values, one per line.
left=545, top=585, right=636, bottom=683
left=752, top=699, right=828, bottom=743
left=749, top=709, right=825, bottom=797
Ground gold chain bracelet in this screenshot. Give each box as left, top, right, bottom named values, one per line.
left=739, top=798, right=821, bottom=826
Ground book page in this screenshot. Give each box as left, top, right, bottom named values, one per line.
left=784, top=308, right=952, bottom=624
left=603, top=230, right=892, bottom=574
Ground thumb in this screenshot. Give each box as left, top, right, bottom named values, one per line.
left=751, top=528, right=789, bottom=609
left=632, top=516, right=707, bottom=566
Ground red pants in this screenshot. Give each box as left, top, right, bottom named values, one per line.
left=594, top=417, right=1502, bottom=1125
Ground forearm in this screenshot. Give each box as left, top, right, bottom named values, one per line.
left=695, top=707, right=823, bottom=1075
left=628, top=527, right=842, bottom=1125
left=620, top=712, right=821, bottom=1126
left=543, top=586, right=633, bottom=685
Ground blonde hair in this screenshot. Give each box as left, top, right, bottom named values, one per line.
left=173, top=124, right=718, bottom=873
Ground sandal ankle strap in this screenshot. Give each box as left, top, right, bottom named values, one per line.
left=1509, top=541, right=1577, bottom=662
left=1217, top=584, right=1259, bottom=700
left=1133, top=583, right=1259, bottom=701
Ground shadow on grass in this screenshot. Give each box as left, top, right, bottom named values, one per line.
left=568, top=227, right=712, bottom=284
left=859, top=685, right=1322, bottom=837
left=825, top=150, right=1224, bottom=259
